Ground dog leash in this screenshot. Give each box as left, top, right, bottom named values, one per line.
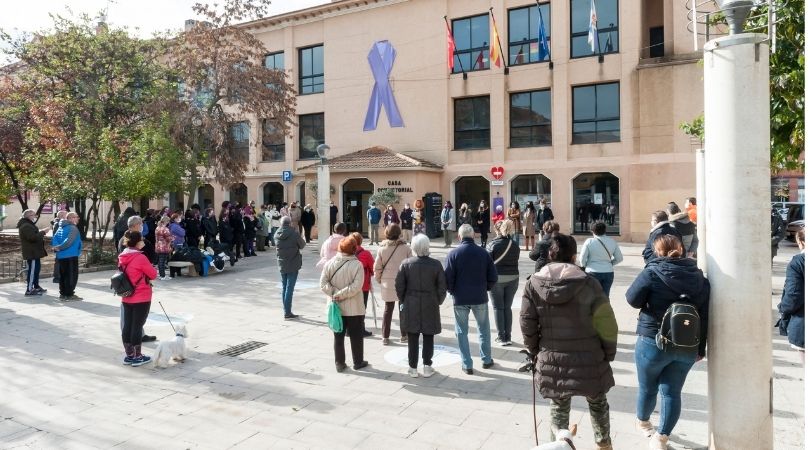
left=158, top=301, right=178, bottom=335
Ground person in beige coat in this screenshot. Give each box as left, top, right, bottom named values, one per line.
left=321, top=237, right=367, bottom=372
left=373, top=224, right=412, bottom=345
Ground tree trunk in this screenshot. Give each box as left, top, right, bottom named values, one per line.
left=73, top=197, right=88, bottom=239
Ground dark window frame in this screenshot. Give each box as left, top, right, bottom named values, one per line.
left=229, top=121, right=251, bottom=161
left=509, top=89, right=552, bottom=148
left=261, top=119, right=285, bottom=162
left=298, top=113, right=324, bottom=160
left=453, top=96, right=491, bottom=150
left=451, top=14, right=490, bottom=74
left=507, top=3, right=552, bottom=66
left=571, top=82, right=621, bottom=144
left=298, top=45, right=324, bottom=95
left=569, top=0, right=620, bottom=59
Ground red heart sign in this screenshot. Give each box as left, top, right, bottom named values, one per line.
left=490, top=166, right=504, bottom=180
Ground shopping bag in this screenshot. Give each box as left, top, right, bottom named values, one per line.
left=327, top=301, right=343, bottom=333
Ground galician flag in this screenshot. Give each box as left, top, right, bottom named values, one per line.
left=489, top=13, right=503, bottom=68
left=587, top=0, right=600, bottom=53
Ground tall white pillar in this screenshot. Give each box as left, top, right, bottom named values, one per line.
left=695, top=148, right=707, bottom=272
left=704, top=33, right=772, bottom=450
left=317, top=164, right=331, bottom=243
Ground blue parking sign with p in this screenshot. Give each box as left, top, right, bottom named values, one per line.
left=282, top=170, right=292, bottom=182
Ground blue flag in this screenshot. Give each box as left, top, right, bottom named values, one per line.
left=537, top=6, right=550, bottom=61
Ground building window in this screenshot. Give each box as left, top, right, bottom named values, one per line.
left=265, top=51, right=284, bottom=70
left=262, top=119, right=285, bottom=162
left=299, top=45, right=324, bottom=95
left=570, top=0, right=619, bottom=58
left=229, top=121, right=250, bottom=161
left=508, top=4, right=551, bottom=65
left=298, top=113, right=324, bottom=160
left=454, top=96, right=490, bottom=150
left=510, top=90, right=551, bottom=147
left=572, top=82, right=620, bottom=144
left=452, top=14, right=490, bottom=73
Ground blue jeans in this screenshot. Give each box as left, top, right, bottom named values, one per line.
left=589, top=271, right=615, bottom=297
left=489, top=278, right=518, bottom=341
left=453, top=304, right=492, bottom=369
left=280, top=271, right=299, bottom=316
left=635, top=335, right=696, bottom=435
left=269, top=227, right=278, bottom=246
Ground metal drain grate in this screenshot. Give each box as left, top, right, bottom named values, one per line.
left=216, top=341, right=268, bottom=357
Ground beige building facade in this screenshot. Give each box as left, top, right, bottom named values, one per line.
left=193, top=0, right=713, bottom=242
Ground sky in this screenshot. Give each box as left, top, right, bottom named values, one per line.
left=1, top=0, right=329, bottom=60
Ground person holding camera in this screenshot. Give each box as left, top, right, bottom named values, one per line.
left=520, top=233, right=617, bottom=450
left=625, top=234, right=710, bottom=450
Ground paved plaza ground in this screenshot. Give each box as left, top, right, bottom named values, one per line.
left=0, top=236, right=804, bottom=449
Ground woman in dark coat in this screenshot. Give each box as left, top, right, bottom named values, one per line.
left=395, top=233, right=446, bottom=379
left=486, top=220, right=520, bottom=346
left=201, top=208, right=218, bottom=249
left=301, top=205, right=316, bottom=243
left=474, top=201, right=490, bottom=247
left=778, top=227, right=804, bottom=363
left=184, top=209, right=202, bottom=249
left=625, top=234, right=710, bottom=450
left=528, top=220, right=559, bottom=273
left=520, top=233, right=617, bottom=450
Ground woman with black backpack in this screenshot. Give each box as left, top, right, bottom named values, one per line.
left=625, top=234, right=710, bottom=450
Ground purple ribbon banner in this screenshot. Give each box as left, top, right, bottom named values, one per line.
left=363, top=40, right=404, bottom=131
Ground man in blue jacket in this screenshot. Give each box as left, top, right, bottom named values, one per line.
left=444, top=224, right=498, bottom=374
left=366, top=202, right=382, bottom=245
left=51, top=212, right=83, bottom=301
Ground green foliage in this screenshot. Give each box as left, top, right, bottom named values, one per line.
left=369, top=189, right=401, bottom=207
left=87, top=244, right=117, bottom=265
left=683, top=1, right=805, bottom=170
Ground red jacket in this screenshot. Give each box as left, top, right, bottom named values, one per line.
left=118, top=248, right=157, bottom=303
left=356, top=246, right=374, bottom=292
left=492, top=211, right=505, bottom=223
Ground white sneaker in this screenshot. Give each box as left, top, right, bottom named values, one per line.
left=422, top=365, right=435, bottom=378
left=636, top=419, right=655, bottom=438
left=499, top=340, right=512, bottom=347
left=160, top=276, right=171, bottom=281
left=649, top=432, right=668, bottom=450
left=408, top=368, right=419, bottom=378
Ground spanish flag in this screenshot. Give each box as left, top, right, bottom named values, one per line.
left=489, top=12, right=503, bottom=68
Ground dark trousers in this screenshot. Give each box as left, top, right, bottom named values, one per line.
left=232, top=234, right=244, bottom=258
left=480, top=231, right=488, bottom=246
left=334, top=315, right=364, bottom=366
left=25, top=258, right=41, bottom=292
left=382, top=301, right=405, bottom=339
left=256, top=235, right=266, bottom=251
left=408, top=333, right=434, bottom=368
left=57, top=256, right=79, bottom=297
left=52, top=258, right=60, bottom=282
left=303, top=225, right=313, bottom=243
left=157, top=254, right=169, bottom=278
left=122, top=301, right=151, bottom=347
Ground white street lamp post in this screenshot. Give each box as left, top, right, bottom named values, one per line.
left=316, top=144, right=331, bottom=244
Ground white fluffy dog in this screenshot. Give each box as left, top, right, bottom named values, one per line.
left=531, top=424, right=577, bottom=450
left=153, top=324, right=189, bottom=368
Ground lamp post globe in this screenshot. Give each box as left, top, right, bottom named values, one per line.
left=715, top=0, right=753, bottom=35
left=316, top=144, right=330, bottom=164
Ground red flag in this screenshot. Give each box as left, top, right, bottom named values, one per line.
left=489, top=12, right=503, bottom=68
left=446, top=21, right=456, bottom=71
left=474, top=50, right=485, bottom=70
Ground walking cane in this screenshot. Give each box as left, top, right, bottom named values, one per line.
left=519, top=349, right=539, bottom=446
left=370, top=289, right=379, bottom=329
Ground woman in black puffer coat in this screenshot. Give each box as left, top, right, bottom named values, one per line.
left=486, top=219, right=521, bottom=346
left=625, top=234, right=710, bottom=449
left=520, top=234, right=617, bottom=450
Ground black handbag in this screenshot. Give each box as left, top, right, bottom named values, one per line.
left=775, top=314, right=790, bottom=336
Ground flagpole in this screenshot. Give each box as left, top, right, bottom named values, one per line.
left=534, top=0, right=553, bottom=70
left=489, top=7, right=508, bottom=74
left=444, top=16, right=467, bottom=79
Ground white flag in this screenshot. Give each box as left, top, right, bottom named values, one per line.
left=587, top=0, right=600, bottom=53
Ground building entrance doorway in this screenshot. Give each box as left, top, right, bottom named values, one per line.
left=229, top=183, right=248, bottom=206
left=454, top=176, right=490, bottom=210
left=572, top=172, right=619, bottom=235
left=198, top=185, right=214, bottom=210
left=263, top=182, right=284, bottom=207
left=342, top=178, right=374, bottom=236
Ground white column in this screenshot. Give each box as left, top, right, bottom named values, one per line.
left=704, top=34, right=772, bottom=450
left=695, top=148, right=707, bottom=271
left=317, top=164, right=331, bottom=243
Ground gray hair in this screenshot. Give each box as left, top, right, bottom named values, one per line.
left=22, top=209, right=36, bottom=219
left=411, top=234, right=430, bottom=257
left=127, top=215, right=143, bottom=227
left=458, top=223, right=474, bottom=239
left=280, top=216, right=291, bottom=226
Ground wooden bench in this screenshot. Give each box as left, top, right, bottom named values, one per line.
left=167, top=261, right=198, bottom=277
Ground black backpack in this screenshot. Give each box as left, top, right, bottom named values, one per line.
left=655, top=294, right=701, bottom=352
left=110, top=264, right=136, bottom=297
